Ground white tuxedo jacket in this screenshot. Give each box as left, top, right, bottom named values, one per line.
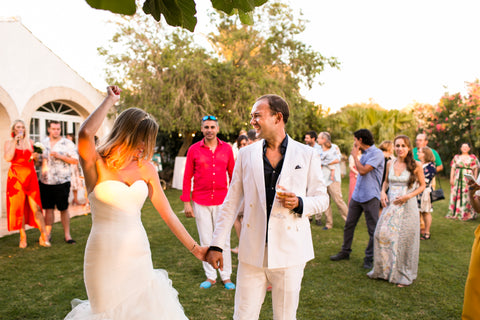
left=211, top=136, right=329, bottom=269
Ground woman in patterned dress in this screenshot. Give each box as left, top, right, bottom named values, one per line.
left=367, top=135, right=425, bottom=287
left=446, top=143, right=479, bottom=220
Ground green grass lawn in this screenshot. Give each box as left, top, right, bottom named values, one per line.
left=0, top=176, right=477, bottom=319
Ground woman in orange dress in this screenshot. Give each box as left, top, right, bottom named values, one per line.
left=4, top=120, right=50, bottom=248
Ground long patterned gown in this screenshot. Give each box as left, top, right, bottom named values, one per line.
left=367, top=163, right=420, bottom=286
left=447, top=154, right=479, bottom=220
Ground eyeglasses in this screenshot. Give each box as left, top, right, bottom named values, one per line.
left=202, top=115, right=217, bottom=121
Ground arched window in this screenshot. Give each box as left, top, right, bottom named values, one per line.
left=30, top=101, right=83, bottom=142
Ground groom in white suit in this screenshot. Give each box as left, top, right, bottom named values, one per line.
left=206, top=94, right=329, bottom=320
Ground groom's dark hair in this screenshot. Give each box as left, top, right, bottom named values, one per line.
left=256, top=94, right=289, bottom=124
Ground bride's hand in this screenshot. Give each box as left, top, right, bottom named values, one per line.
left=106, top=85, right=121, bottom=103
left=192, top=245, right=209, bottom=261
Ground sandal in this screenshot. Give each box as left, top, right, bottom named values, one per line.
left=423, top=233, right=431, bottom=240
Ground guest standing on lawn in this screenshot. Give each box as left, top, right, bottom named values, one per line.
left=181, top=115, right=236, bottom=290
left=330, top=129, right=384, bottom=270
left=446, top=142, right=479, bottom=220
left=367, top=135, right=425, bottom=287
left=4, top=120, right=50, bottom=248
left=417, top=147, right=436, bottom=240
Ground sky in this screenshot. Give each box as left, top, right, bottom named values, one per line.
left=2, top=0, right=479, bottom=113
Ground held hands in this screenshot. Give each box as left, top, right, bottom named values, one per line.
left=191, top=245, right=209, bottom=262
left=206, top=250, right=224, bottom=271
left=276, top=185, right=298, bottom=210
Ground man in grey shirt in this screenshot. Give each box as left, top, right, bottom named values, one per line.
left=330, top=129, right=384, bottom=269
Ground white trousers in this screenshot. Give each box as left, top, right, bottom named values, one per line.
left=234, top=246, right=305, bottom=320
left=193, top=202, right=232, bottom=281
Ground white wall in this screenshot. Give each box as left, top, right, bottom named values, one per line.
left=0, top=18, right=111, bottom=216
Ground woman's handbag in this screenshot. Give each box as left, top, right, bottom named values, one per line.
left=430, top=178, right=445, bottom=202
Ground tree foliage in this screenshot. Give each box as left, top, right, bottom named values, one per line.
left=415, top=80, right=480, bottom=174
left=323, top=101, right=416, bottom=154
left=99, top=2, right=338, bottom=157
left=86, top=0, right=268, bottom=31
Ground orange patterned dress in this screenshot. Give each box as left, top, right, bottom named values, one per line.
left=6, top=147, right=42, bottom=231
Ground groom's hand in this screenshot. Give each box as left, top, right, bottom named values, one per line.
left=206, top=250, right=224, bottom=271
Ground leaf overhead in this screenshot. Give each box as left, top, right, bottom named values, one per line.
left=86, top=0, right=137, bottom=15
left=86, top=0, right=267, bottom=31
left=143, top=0, right=197, bottom=32
left=211, top=0, right=268, bottom=14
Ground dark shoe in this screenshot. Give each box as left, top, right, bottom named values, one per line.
left=363, top=260, right=373, bottom=269
left=322, top=226, right=330, bottom=230
left=315, top=220, right=323, bottom=226
left=65, top=238, right=76, bottom=244
left=423, top=233, right=431, bottom=240
left=330, top=252, right=350, bottom=261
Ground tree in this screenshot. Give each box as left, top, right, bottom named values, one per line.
left=416, top=80, right=480, bottom=174
left=324, top=102, right=416, bottom=154
left=86, top=0, right=268, bottom=31
left=204, top=2, right=338, bottom=138
left=100, top=2, right=338, bottom=157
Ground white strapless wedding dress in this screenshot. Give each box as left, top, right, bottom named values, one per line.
left=65, top=180, right=188, bottom=320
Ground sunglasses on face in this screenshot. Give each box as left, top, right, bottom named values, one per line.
left=202, top=115, right=217, bottom=121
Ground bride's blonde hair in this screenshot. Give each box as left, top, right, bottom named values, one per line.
left=97, top=108, right=158, bottom=170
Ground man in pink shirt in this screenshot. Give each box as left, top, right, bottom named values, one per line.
left=181, top=115, right=236, bottom=290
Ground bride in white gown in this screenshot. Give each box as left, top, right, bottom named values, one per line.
left=65, top=86, right=208, bottom=319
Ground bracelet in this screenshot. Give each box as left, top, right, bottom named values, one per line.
left=190, top=242, right=198, bottom=252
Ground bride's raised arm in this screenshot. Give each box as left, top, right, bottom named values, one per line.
left=78, top=86, right=120, bottom=193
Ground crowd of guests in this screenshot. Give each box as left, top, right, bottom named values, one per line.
left=4, top=93, right=480, bottom=319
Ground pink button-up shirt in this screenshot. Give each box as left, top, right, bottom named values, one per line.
left=180, top=138, right=235, bottom=206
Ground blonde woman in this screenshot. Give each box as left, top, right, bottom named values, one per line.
left=4, top=120, right=50, bottom=248
left=65, top=86, right=207, bottom=319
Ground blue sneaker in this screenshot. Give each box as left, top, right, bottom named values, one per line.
left=224, top=282, right=236, bottom=290
left=200, top=280, right=215, bottom=289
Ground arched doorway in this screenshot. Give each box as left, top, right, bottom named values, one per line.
left=30, top=101, right=83, bottom=142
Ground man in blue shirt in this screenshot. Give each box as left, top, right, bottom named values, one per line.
left=330, top=129, right=384, bottom=269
